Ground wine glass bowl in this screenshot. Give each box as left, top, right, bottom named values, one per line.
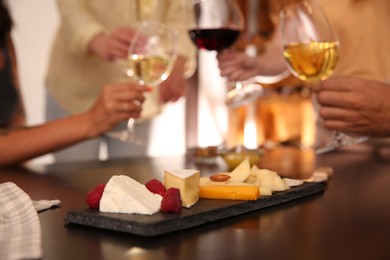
left=128, top=22, right=178, bottom=87
left=189, top=28, right=241, bottom=52
left=188, top=0, right=243, bottom=51
left=107, top=21, right=179, bottom=143
left=188, top=0, right=263, bottom=108
left=281, top=1, right=340, bottom=83
left=283, top=41, right=339, bottom=83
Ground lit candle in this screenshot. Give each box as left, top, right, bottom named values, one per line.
left=243, top=105, right=257, bottom=149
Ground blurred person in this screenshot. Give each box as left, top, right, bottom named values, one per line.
left=216, top=0, right=390, bottom=151
left=0, top=0, right=149, bottom=166
left=45, top=0, right=196, bottom=162
left=218, top=0, right=390, bottom=83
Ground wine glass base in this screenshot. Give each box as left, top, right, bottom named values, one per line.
left=225, top=84, right=263, bottom=108
left=315, top=134, right=369, bottom=154
left=106, top=130, right=144, bottom=145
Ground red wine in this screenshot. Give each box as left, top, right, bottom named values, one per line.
left=189, top=28, right=241, bottom=51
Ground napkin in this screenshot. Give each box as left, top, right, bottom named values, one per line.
left=32, top=199, right=61, bottom=212
left=0, top=182, right=61, bottom=260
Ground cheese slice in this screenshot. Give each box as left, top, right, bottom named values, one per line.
left=164, top=169, right=200, bottom=208
left=100, top=175, right=162, bottom=215
left=200, top=185, right=260, bottom=200
left=257, top=169, right=289, bottom=192
left=259, top=186, right=272, bottom=196
left=228, top=158, right=251, bottom=182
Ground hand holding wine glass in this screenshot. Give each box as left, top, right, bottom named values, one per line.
left=280, top=0, right=368, bottom=153
left=188, top=0, right=263, bottom=108
left=107, top=21, right=179, bottom=143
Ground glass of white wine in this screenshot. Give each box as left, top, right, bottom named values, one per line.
left=280, top=0, right=367, bottom=153
left=108, top=21, right=179, bottom=143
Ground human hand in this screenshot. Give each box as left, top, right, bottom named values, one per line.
left=159, top=56, right=188, bottom=103
left=315, top=76, right=390, bottom=137
left=89, top=27, right=138, bottom=61
left=86, top=83, right=150, bottom=136
left=216, top=50, right=261, bottom=81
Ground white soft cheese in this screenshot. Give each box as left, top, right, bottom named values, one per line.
left=164, top=169, right=200, bottom=208
left=100, top=175, right=162, bottom=215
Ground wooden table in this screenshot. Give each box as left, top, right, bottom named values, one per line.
left=1, top=150, right=390, bottom=260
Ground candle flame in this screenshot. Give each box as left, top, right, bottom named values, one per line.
left=243, top=105, right=257, bottom=149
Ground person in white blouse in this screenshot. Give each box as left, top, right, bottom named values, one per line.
left=45, top=0, right=196, bottom=162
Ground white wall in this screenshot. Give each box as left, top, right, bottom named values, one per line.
left=9, top=0, right=58, bottom=164
left=8, top=0, right=187, bottom=164
left=198, top=50, right=228, bottom=147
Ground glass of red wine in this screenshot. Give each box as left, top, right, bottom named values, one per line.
left=188, top=0, right=263, bottom=108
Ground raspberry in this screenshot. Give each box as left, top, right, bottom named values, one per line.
left=160, top=188, right=182, bottom=213
left=86, top=183, right=106, bottom=209
left=145, top=179, right=166, bottom=196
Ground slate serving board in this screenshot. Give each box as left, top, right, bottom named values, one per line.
left=65, top=182, right=325, bottom=237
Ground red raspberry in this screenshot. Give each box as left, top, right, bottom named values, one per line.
left=145, top=179, right=166, bottom=196
left=160, top=188, right=182, bottom=213
left=86, top=183, right=106, bottom=209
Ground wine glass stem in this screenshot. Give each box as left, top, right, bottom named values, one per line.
left=235, top=81, right=243, bottom=91
left=333, top=131, right=369, bottom=147
left=127, top=118, right=136, bottom=135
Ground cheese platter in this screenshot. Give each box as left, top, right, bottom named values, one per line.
left=65, top=159, right=331, bottom=236
left=65, top=180, right=326, bottom=237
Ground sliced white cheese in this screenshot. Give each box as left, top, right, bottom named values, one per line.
left=259, top=186, right=272, bottom=196
left=283, top=178, right=304, bottom=187
left=100, top=175, right=162, bottom=215
left=257, top=169, right=289, bottom=192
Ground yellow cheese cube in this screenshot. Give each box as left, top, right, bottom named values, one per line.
left=257, top=169, right=289, bottom=192
left=199, top=185, right=260, bottom=200
left=164, top=169, right=200, bottom=208
left=259, top=186, right=272, bottom=196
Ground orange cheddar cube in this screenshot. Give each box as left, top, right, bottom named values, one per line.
left=199, top=185, right=260, bottom=200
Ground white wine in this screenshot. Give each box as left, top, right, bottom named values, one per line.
left=283, top=41, right=339, bottom=82
left=128, top=54, right=171, bottom=86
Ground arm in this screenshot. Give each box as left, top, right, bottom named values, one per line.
left=315, top=76, right=390, bottom=137
left=0, top=83, right=149, bottom=166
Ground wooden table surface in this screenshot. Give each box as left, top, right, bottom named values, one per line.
left=1, top=150, right=390, bottom=260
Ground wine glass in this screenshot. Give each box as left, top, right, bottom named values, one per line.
left=280, top=0, right=368, bottom=154
left=107, top=21, right=179, bottom=143
left=188, top=0, right=263, bottom=108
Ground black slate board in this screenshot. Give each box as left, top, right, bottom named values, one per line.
left=65, top=182, right=325, bottom=237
